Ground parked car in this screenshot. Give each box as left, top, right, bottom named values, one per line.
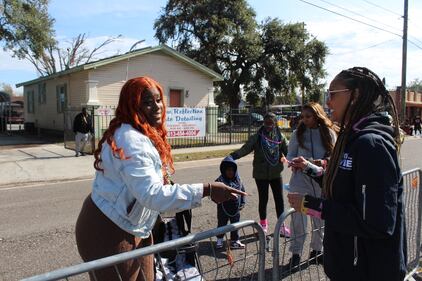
left=230, top=112, right=264, bottom=127
left=0, top=102, right=24, bottom=124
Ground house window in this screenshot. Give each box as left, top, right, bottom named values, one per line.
left=27, top=90, right=35, bottom=113
left=56, top=84, right=67, bottom=113
left=38, top=82, right=46, bottom=104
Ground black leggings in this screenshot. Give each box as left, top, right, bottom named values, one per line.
left=254, top=178, right=284, bottom=220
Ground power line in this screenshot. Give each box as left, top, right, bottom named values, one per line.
left=408, top=35, right=422, bottom=46
left=408, top=39, right=422, bottom=51
left=298, top=0, right=402, bottom=37
left=317, top=0, right=402, bottom=34
left=330, top=39, right=396, bottom=56
left=360, top=0, right=402, bottom=18
left=298, top=0, right=422, bottom=51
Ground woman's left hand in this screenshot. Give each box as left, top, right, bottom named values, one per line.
left=287, top=192, right=304, bottom=212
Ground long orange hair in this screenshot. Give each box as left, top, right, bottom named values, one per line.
left=94, top=77, right=174, bottom=179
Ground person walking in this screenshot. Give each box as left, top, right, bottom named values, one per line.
left=73, top=107, right=93, bottom=156
left=413, top=116, right=421, bottom=136
left=282, top=102, right=337, bottom=273
left=288, top=67, right=406, bottom=281
left=230, top=112, right=290, bottom=236
left=75, top=76, right=246, bottom=281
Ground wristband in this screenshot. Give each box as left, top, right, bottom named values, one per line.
left=300, top=195, right=323, bottom=219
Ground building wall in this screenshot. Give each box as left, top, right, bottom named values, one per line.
left=89, top=52, right=214, bottom=107
left=23, top=71, right=88, bottom=131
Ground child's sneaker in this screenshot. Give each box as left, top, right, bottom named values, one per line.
left=230, top=240, right=245, bottom=249
left=280, top=224, right=291, bottom=238
left=216, top=238, right=224, bottom=249
left=259, top=219, right=268, bottom=234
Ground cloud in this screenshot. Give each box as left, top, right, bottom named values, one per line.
left=0, top=50, right=36, bottom=72
left=303, top=8, right=422, bottom=88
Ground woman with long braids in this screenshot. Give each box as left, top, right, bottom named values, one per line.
left=288, top=67, right=406, bottom=281
left=75, top=77, right=246, bottom=281
left=230, top=112, right=290, bottom=236
left=282, top=102, right=337, bottom=273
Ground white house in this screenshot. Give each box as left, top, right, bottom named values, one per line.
left=16, top=45, right=223, bottom=133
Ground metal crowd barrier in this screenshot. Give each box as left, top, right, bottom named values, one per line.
left=272, top=168, right=422, bottom=281
left=21, top=220, right=266, bottom=281
left=402, top=168, right=422, bottom=280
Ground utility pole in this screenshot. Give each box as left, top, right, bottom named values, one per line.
left=400, top=0, right=408, bottom=122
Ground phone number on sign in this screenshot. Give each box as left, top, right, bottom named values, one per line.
left=168, top=130, right=200, bottom=137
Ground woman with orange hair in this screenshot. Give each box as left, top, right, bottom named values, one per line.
left=75, top=76, right=245, bottom=281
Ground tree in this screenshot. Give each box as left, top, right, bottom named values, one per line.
left=154, top=0, right=328, bottom=108
left=155, top=0, right=262, bottom=108
left=1, top=1, right=121, bottom=76
left=31, top=33, right=122, bottom=76
left=0, top=82, right=13, bottom=96
left=0, top=0, right=56, bottom=60
left=408, top=79, right=422, bottom=92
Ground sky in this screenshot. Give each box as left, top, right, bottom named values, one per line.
left=1, top=0, right=421, bottom=94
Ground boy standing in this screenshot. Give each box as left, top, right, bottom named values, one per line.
left=215, top=156, right=246, bottom=249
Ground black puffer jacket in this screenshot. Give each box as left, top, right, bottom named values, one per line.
left=320, top=114, right=407, bottom=281
left=73, top=113, right=93, bottom=134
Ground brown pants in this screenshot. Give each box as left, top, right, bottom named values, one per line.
left=75, top=195, right=154, bottom=281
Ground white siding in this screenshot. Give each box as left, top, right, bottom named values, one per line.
left=68, top=71, right=89, bottom=107
left=22, top=71, right=88, bottom=131
left=89, top=52, right=214, bottom=107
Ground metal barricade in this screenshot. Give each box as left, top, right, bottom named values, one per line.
left=22, top=220, right=266, bottom=281
left=403, top=168, right=422, bottom=280
left=272, top=209, right=326, bottom=281
left=272, top=168, right=422, bottom=281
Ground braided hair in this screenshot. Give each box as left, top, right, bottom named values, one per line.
left=323, top=67, right=401, bottom=198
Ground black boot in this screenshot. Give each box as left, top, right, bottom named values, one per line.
left=281, top=254, right=301, bottom=276
left=308, top=250, right=323, bottom=265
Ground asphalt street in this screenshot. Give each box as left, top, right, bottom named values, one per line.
left=0, top=138, right=421, bottom=280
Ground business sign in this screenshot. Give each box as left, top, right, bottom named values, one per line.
left=166, top=107, right=205, bottom=138
left=96, top=107, right=114, bottom=116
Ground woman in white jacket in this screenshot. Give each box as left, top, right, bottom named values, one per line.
left=75, top=76, right=245, bottom=281
left=282, top=102, right=337, bottom=274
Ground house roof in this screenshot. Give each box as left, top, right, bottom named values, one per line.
left=16, top=45, right=224, bottom=87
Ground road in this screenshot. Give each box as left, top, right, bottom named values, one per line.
left=0, top=138, right=421, bottom=280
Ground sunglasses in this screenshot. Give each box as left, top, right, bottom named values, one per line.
left=326, top=89, right=351, bottom=100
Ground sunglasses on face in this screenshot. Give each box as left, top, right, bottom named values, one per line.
left=326, top=88, right=351, bottom=100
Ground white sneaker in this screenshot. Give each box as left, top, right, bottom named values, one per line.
left=230, top=240, right=245, bottom=249
left=216, top=238, right=224, bottom=249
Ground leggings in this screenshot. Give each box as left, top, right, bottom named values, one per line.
left=254, top=178, right=284, bottom=220
left=75, top=195, right=154, bottom=281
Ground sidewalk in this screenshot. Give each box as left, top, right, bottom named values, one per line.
left=0, top=143, right=243, bottom=187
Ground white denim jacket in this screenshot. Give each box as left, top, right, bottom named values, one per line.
left=91, top=123, right=203, bottom=238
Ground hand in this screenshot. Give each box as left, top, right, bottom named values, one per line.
left=239, top=203, right=245, bottom=211
left=313, top=159, right=323, bottom=167
left=289, top=156, right=309, bottom=171
left=287, top=192, right=304, bottom=212
left=203, top=182, right=248, bottom=204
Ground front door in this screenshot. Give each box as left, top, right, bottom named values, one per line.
left=169, top=89, right=182, bottom=107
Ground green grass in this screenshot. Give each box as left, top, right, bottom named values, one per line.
left=173, top=149, right=234, bottom=162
